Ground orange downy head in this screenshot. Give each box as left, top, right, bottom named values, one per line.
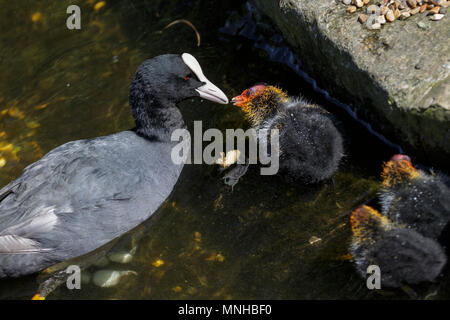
left=381, top=154, right=419, bottom=187
left=350, top=205, right=392, bottom=243
left=232, top=84, right=268, bottom=112
left=231, top=84, right=288, bottom=125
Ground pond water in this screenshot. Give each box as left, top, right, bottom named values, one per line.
left=0, top=0, right=448, bottom=299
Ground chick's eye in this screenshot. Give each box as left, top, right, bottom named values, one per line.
left=244, top=89, right=250, bottom=97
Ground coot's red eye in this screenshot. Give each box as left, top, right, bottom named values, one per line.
left=184, top=76, right=190, bottom=81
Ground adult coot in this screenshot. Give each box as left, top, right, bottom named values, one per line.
left=0, top=53, right=228, bottom=278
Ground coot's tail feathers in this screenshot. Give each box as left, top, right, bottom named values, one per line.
left=0, top=235, right=50, bottom=254
left=0, top=207, right=58, bottom=254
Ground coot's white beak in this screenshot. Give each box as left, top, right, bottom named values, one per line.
left=181, top=53, right=229, bottom=104
left=196, top=80, right=229, bottom=105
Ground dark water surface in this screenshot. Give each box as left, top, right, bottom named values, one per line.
left=0, top=0, right=447, bottom=299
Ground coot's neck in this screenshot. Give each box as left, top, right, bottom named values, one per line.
left=130, top=83, right=185, bottom=142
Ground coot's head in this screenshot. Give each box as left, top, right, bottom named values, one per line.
left=350, top=205, right=447, bottom=287
left=381, top=154, right=419, bottom=187
left=231, top=84, right=288, bottom=125
left=130, top=53, right=228, bottom=107
left=129, top=53, right=228, bottom=138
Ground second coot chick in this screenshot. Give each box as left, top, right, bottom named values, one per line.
left=379, top=154, right=450, bottom=240
left=350, top=205, right=447, bottom=288
left=230, top=84, right=344, bottom=183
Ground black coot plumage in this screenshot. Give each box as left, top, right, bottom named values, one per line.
left=379, top=154, right=450, bottom=240
left=350, top=205, right=447, bottom=288
left=225, top=84, right=343, bottom=185
left=0, top=53, right=228, bottom=278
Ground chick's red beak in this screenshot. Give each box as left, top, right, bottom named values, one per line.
left=232, top=85, right=267, bottom=108
left=231, top=89, right=249, bottom=108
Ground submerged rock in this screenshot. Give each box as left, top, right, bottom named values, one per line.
left=107, top=246, right=137, bottom=264
left=92, top=270, right=137, bottom=288
left=108, top=252, right=134, bottom=264
left=252, top=0, right=450, bottom=168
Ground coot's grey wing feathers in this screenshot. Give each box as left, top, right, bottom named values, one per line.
left=0, top=133, right=131, bottom=222
left=0, top=131, right=182, bottom=277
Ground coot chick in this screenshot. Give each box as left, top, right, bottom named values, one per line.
left=229, top=84, right=343, bottom=183
left=350, top=205, right=447, bottom=288
left=379, top=154, right=450, bottom=240
left=0, top=53, right=228, bottom=278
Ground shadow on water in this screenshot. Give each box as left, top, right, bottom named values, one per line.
left=0, top=0, right=445, bottom=299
